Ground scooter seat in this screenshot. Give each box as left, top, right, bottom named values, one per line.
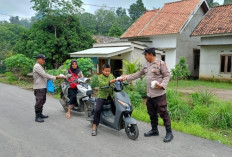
left=103, top=104, right=111, bottom=110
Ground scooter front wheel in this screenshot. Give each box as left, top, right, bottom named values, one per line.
left=125, top=124, right=139, bottom=140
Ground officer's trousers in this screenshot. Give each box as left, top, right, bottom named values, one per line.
left=34, top=88, right=47, bottom=113
left=146, top=94, right=171, bottom=127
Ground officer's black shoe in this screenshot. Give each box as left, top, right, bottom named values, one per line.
left=144, top=129, right=159, bottom=137
left=41, top=113, right=49, bottom=118
left=163, top=125, right=174, bottom=143
left=35, top=113, right=44, bottom=123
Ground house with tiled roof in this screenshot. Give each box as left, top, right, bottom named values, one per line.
left=192, top=4, right=232, bottom=81
left=121, top=0, right=209, bottom=77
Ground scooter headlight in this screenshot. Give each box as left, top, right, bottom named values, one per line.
left=118, top=100, right=131, bottom=110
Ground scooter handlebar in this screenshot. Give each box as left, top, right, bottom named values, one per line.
left=100, top=86, right=110, bottom=89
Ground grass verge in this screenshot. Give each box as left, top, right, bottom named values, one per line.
left=132, top=103, right=232, bottom=146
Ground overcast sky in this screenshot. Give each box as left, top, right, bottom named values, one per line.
left=0, top=0, right=224, bottom=21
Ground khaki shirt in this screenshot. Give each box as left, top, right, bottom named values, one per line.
left=33, top=63, right=56, bottom=89
left=126, top=59, right=170, bottom=98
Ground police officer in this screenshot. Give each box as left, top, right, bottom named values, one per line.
left=121, top=47, right=173, bottom=142
left=33, top=54, right=64, bottom=123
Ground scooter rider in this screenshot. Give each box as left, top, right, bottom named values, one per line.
left=121, top=47, right=174, bottom=142
left=92, top=63, right=117, bottom=136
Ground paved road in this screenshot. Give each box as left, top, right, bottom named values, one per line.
left=0, top=82, right=231, bottom=157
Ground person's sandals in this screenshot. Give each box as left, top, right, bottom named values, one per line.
left=92, top=129, right=97, bottom=136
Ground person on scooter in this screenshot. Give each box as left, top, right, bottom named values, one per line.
left=92, top=63, right=117, bottom=136
left=121, top=47, right=174, bottom=143
left=66, top=60, right=84, bottom=119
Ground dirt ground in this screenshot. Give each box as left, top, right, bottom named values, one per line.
left=178, top=86, right=232, bottom=101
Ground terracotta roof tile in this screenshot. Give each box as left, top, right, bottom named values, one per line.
left=192, top=4, right=232, bottom=36
left=121, top=0, right=203, bottom=38
left=121, top=9, right=159, bottom=38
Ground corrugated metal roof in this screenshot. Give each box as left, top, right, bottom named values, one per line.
left=69, top=47, right=133, bottom=58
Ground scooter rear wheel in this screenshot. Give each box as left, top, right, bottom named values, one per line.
left=125, top=124, right=139, bottom=140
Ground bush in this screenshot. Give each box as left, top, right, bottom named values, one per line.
left=90, top=74, right=99, bottom=89
left=0, top=64, right=6, bottom=74
left=4, top=54, right=34, bottom=79
left=187, top=105, right=210, bottom=125
left=208, top=103, right=232, bottom=129
left=166, top=89, right=191, bottom=121
left=5, top=72, right=17, bottom=82
left=77, top=58, right=96, bottom=77
left=192, top=90, right=214, bottom=106
left=135, top=78, right=147, bottom=98
left=125, top=89, right=142, bottom=108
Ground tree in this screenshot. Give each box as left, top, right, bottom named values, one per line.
left=116, top=7, right=132, bottom=32
left=14, top=16, right=95, bottom=69
left=128, top=0, right=146, bottom=21
left=95, top=8, right=116, bottom=35
left=9, top=16, right=34, bottom=28
left=108, top=22, right=123, bottom=37
left=171, top=57, right=190, bottom=87
left=206, top=0, right=219, bottom=7
left=116, top=7, right=127, bottom=17
left=224, top=0, right=232, bottom=4
left=0, top=23, right=26, bottom=60
left=4, top=54, right=34, bottom=80
left=79, top=12, right=97, bottom=34
left=14, top=0, right=95, bottom=69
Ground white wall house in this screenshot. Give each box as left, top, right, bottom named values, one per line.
left=121, top=0, right=209, bottom=77
left=192, top=4, right=232, bottom=81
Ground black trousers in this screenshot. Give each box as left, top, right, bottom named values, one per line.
left=68, top=88, right=77, bottom=105
left=93, top=98, right=108, bottom=125
left=146, top=94, right=171, bottom=127
left=34, top=88, right=47, bottom=113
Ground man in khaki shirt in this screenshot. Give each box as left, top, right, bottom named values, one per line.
left=121, top=47, right=173, bottom=142
left=33, top=54, right=63, bottom=123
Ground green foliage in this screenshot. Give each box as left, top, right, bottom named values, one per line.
left=0, top=23, right=26, bottom=60
left=171, top=56, right=190, bottom=87
left=122, top=59, right=141, bottom=75
left=192, top=90, right=214, bottom=106
left=9, top=16, right=35, bottom=28
left=125, top=89, right=142, bottom=108
left=224, top=0, right=232, bottom=5
left=90, top=74, right=99, bottom=89
left=77, top=58, right=96, bottom=77
left=0, top=63, right=6, bottom=74
left=116, top=7, right=132, bottom=32
left=95, top=9, right=116, bottom=35
left=79, top=12, right=97, bottom=34
left=4, top=54, right=34, bottom=79
left=187, top=105, right=210, bottom=125
left=208, top=103, right=232, bottom=129
left=46, top=58, right=95, bottom=77
left=14, top=0, right=94, bottom=69
left=206, top=0, right=220, bottom=7
left=167, top=89, right=191, bottom=121
left=5, top=72, right=17, bottom=82
left=135, top=77, right=147, bottom=98
left=128, top=0, right=147, bottom=21
left=108, top=22, right=123, bottom=37
left=79, top=7, right=132, bottom=36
